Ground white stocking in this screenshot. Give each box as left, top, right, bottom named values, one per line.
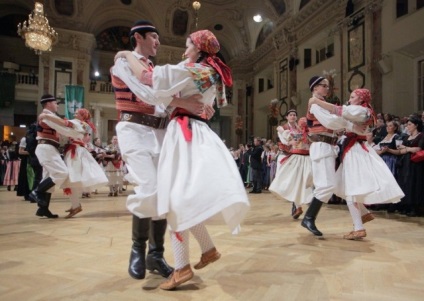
left=189, top=223, right=215, bottom=254
left=170, top=230, right=190, bottom=270
left=357, top=202, right=370, bottom=216
left=347, top=201, right=364, bottom=231
left=69, top=187, right=81, bottom=209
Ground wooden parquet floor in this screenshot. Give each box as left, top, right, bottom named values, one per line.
left=1, top=186, right=424, bottom=301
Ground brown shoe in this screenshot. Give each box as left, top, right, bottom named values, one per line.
left=292, top=207, right=303, bottom=220
left=159, top=264, right=193, bottom=290
left=193, top=247, right=221, bottom=270
left=343, top=229, right=366, bottom=240
left=65, top=205, right=82, bottom=218
left=361, top=213, right=375, bottom=224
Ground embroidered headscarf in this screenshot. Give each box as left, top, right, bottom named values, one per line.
left=76, top=108, right=96, bottom=133
left=353, top=88, right=376, bottom=127
left=189, top=30, right=233, bottom=88
left=353, top=88, right=371, bottom=104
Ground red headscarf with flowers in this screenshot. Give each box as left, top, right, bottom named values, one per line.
left=353, top=88, right=376, bottom=127
left=189, top=30, right=233, bottom=87
left=76, top=108, right=96, bottom=133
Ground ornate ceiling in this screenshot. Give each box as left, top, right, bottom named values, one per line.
left=0, top=0, right=329, bottom=61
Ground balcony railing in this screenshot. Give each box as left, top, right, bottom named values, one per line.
left=15, top=72, right=38, bottom=85
left=89, top=81, right=113, bottom=93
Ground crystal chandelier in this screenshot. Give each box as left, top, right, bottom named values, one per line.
left=17, top=2, right=58, bottom=55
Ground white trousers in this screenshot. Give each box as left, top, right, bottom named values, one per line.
left=309, top=142, right=338, bottom=203
left=35, top=144, right=68, bottom=192
left=116, top=121, right=166, bottom=219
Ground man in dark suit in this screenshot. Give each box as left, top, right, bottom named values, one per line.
left=249, top=137, right=263, bottom=193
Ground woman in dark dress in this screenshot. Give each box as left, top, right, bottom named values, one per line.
left=16, top=136, right=31, bottom=200
left=389, top=116, right=424, bottom=216
left=376, top=120, right=401, bottom=175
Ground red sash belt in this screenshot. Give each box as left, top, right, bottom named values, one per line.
left=290, top=149, right=309, bottom=155
left=342, top=133, right=368, bottom=160
left=279, top=149, right=309, bottom=165
left=171, top=108, right=208, bottom=142
left=64, top=141, right=85, bottom=159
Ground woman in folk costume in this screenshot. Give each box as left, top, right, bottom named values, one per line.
left=104, top=136, right=124, bottom=197
left=269, top=116, right=313, bottom=220
left=115, top=29, right=250, bottom=290
left=40, top=108, right=108, bottom=218
left=275, top=109, right=307, bottom=216
left=309, top=88, right=404, bottom=240
left=3, top=136, right=20, bottom=191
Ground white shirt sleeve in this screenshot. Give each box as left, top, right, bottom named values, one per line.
left=310, top=104, right=366, bottom=135
left=111, top=58, right=165, bottom=106
left=310, top=104, right=351, bottom=131
left=341, top=105, right=370, bottom=123
left=278, top=130, right=291, bottom=145
left=19, top=137, right=26, bottom=148
left=151, top=63, right=197, bottom=103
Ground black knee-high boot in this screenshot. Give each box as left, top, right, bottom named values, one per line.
left=128, top=215, right=150, bottom=279
left=301, top=197, right=323, bottom=236
left=146, top=219, right=174, bottom=278
left=29, top=177, right=55, bottom=206
left=35, top=193, right=58, bottom=218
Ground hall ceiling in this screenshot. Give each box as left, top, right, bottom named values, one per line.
left=1, top=0, right=306, bottom=62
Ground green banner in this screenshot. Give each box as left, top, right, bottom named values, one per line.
left=65, top=85, right=84, bottom=119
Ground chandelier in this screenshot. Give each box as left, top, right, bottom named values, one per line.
left=192, top=1, right=201, bottom=29
left=17, top=2, right=58, bottom=55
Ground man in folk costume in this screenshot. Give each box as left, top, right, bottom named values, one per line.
left=302, top=77, right=372, bottom=236
left=110, top=20, right=206, bottom=280
left=29, top=94, right=79, bottom=218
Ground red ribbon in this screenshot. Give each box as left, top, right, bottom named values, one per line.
left=206, top=56, right=233, bottom=87
left=175, top=232, right=183, bottom=242
left=280, top=154, right=291, bottom=165
left=177, top=116, right=192, bottom=142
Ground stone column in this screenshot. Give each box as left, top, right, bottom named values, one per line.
left=93, top=105, right=102, bottom=139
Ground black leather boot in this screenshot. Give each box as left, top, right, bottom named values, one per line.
left=29, top=177, right=55, bottom=206
left=128, top=215, right=150, bottom=279
left=301, top=197, right=323, bottom=236
left=36, top=193, right=58, bottom=218
left=146, top=219, right=174, bottom=278
left=291, top=203, right=296, bottom=216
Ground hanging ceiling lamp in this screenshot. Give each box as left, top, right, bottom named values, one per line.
left=192, top=1, right=201, bottom=29
left=17, top=2, right=58, bottom=55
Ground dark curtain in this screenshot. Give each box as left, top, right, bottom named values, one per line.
left=0, top=72, right=16, bottom=108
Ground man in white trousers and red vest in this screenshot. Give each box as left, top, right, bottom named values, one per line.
left=29, top=94, right=70, bottom=218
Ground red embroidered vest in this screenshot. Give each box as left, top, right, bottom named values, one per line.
left=306, top=110, right=334, bottom=135
left=111, top=74, right=155, bottom=115
left=37, top=120, right=60, bottom=143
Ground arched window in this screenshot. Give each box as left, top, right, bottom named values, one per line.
left=96, top=27, right=132, bottom=51
left=0, top=14, right=27, bottom=37
left=55, top=0, right=74, bottom=16
left=299, top=0, right=311, bottom=10
left=172, top=9, right=189, bottom=36
left=256, top=21, right=274, bottom=49
left=269, top=0, right=286, bottom=15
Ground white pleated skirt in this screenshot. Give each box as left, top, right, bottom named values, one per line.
left=157, top=118, right=250, bottom=233
left=269, top=154, right=313, bottom=206
left=62, top=146, right=108, bottom=189
left=334, top=143, right=404, bottom=204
